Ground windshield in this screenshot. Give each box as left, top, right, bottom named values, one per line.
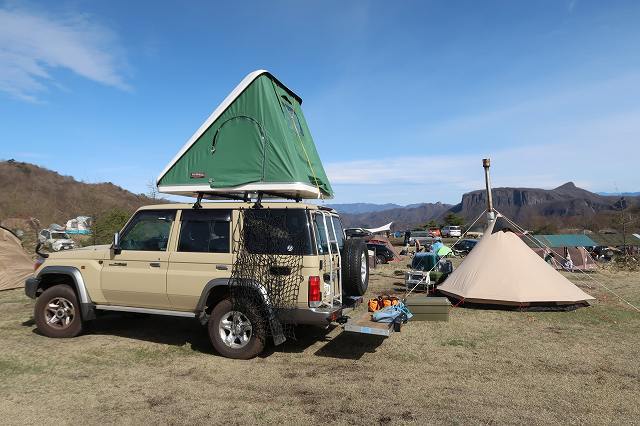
left=51, top=233, right=69, bottom=239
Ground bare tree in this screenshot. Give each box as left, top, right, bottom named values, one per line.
left=146, top=179, right=158, bottom=200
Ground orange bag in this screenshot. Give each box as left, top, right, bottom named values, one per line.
left=383, top=299, right=393, bottom=307
left=368, top=299, right=380, bottom=312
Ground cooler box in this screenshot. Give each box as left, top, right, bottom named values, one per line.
left=405, top=296, right=450, bottom=321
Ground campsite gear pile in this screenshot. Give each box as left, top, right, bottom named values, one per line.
left=372, top=302, right=413, bottom=325
left=404, top=296, right=451, bottom=321
left=405, top=253, right=453, bottom=292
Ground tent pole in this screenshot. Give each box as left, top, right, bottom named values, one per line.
left=482, top=158, right=496, bottom=222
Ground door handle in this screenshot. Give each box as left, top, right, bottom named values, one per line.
left=215, top=264, right=228, bottom=270
left=149, top=262, right=161, bottom=268
left=108, top=262, right=127, bottom=267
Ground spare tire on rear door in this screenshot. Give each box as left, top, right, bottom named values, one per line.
left=341, top=238, right=369, bottom=296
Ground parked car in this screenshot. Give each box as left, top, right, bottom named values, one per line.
left=408, top=231, right=434, bottom=246
left=452, top=239, right=478, bottom=257
left=441, top=225, right=462, bottom=238
left=345, top=227, right=372, bottom=238
left=38, top=229, right=75, bottom=251
left=26, top=202, right=369, bottom=359
left=366, top=242, right=395, bottom=264
left=428, top=228, right=442, bottom=238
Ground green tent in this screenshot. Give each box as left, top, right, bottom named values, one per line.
left=157, top=70, right=333, bottom=199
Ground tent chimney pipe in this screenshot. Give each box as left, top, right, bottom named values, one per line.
left=483, top=158, right=496, bottom=221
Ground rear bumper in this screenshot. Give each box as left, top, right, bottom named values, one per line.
left=25, top=277, right=39, bottom=299
left=281, top=306, right=343, bottom=325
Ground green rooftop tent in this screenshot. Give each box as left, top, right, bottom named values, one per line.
left=157, top=70, right=334, bottom=200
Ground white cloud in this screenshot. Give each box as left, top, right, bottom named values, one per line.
left=0, top=7, right=129, bottom=101
left=326, top=108, right=640, bottom=204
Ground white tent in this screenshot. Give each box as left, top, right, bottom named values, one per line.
left=365, top=222, right=393, bottom=234
left=438, top=220, right=594, bottom=306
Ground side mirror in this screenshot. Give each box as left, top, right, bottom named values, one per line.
left=113, top=232, right=121, bottom=254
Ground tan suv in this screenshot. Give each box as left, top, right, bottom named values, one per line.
left=25, top=202, right=369, bottom=359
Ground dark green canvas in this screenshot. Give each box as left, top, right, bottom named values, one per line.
left=157, top=71, right=333, bottom=199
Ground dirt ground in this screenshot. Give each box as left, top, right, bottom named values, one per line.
left=1, top=260, right=639, bottom=425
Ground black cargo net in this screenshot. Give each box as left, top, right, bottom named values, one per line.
left=230, top=208, right=308, bottom=345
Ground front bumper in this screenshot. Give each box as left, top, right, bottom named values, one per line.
left=25, top=277, right=39, bottom=299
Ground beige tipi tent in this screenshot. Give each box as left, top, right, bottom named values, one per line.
left=0, top=227, right=33, bottom=291
left=438, top=220, right=594, bottom=307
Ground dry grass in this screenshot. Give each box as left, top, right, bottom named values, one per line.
left=1, top=264, right=639, bottom=425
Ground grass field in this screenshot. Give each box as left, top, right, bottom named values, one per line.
left=0, top=263, right=639, bottom=425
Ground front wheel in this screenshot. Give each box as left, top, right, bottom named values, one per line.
left=208, top=298, right=266, bottom=359
left=34, top=285, right=84, bottom=338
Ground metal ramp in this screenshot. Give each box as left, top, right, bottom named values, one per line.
left=342, top=311, right=397, bottom=337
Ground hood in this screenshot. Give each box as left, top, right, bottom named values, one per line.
left=48, top=244, right=110, bottom=260
left=52, top=238, right=75, bottom=245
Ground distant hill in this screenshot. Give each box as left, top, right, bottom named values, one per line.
left=339, top=203, right=452, bottom=230
left=449, top=182, right=638, bottom=223
left=339, top=182, right=640, bottom=231
left=328, top=202, right=403, bottom=214
left=0, top=161, right=165, bottom=228
left=597, top=191, right=640, bottom=197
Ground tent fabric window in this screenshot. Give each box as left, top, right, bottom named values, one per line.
left=282, top=102, right=304, bottom=137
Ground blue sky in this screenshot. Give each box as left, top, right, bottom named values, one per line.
left=1, top=0, right=639, bottom=204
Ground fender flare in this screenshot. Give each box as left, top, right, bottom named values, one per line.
left=35, top=266, right=95, bottom=320
left=195, top=278, right=273, bottom=321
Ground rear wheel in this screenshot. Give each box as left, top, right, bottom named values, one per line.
left=34, top=285, right=83, bottom=338
left=342, top=238, right=369, bottom=296
left=208, top=298, right=265, bottom=359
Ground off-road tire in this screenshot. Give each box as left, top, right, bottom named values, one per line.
left=341, top=238, right=369, bottom=296
left=34, top=285, right=84, bottom=338
left=208, top=298, right=266, bottom=360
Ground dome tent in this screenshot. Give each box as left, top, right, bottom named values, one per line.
left=437, top=219, right=594, bottom=307
left=0, top=226, right=32, bottom=291
left=157, top=70, right=333, bottom=200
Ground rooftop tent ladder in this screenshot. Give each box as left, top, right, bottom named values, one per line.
left=156, top=70, right=334, bottom=200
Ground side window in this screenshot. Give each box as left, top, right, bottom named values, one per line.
left=313, top=214, right=329, bottom=254
left=120, top=210, right=175, bottom=252
left=178, top=209, right=231, bottom=253
left=331, top=216, right=345, bottom=250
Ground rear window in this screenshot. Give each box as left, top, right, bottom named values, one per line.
left=331, top=216, right=345, bottom=250
left=313, top=214, right=329, bottom=254
left=243, top=209, right=313, bottom=255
